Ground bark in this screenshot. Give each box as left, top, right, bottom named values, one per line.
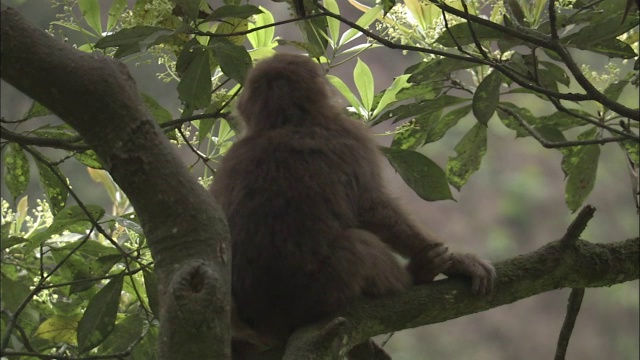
left=282, top=237, right=639, bottom=359
left=1, top=7, right=231, bottom=360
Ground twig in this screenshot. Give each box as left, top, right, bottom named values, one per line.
left=177, top=126, right=216, bottom=173
left=190, top=12, right=328, bottom=38
left=496, top=105, right=632, bottom=148
left=19, top=145, right=136, bottom=264
left=548, top=0, right=559, bottom=41
left=428, top=0, right=639, bottom=120
left=460, top=0, right=490, bottom=59
left=561, top=205, right=596, bottom=244
left=546, top=97, right=637, bottom=140
left=554, top=288, right=586, bottom=360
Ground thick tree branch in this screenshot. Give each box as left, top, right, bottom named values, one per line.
left=282, top=237, right=639, bottom=359
left=1, top=7, right=231, bottom=360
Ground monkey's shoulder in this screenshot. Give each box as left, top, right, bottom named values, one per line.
left=235, top=125, right=372, bottom=157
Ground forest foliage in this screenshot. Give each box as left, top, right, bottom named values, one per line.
left=1, top=0, right=638, bottom=359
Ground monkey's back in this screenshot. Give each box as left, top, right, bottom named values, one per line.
left=212, top=118, right=381, bottom=335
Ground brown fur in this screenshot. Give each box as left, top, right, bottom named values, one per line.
left=211, top=54, right=495, bottom=358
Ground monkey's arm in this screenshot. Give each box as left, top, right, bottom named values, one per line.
left=358, top=192, right=443, bottom=256
left=358, top=192, right=495, bottom=294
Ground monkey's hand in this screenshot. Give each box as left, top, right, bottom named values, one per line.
left=406, top=244, right=452, bottom=285
left=445, top=253, right=496, bottom=295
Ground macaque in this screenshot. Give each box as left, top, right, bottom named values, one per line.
left=211, top=53, right=496, bottom=358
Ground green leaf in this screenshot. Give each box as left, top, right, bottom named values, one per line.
left=496, top=102, right=534, bottom=137
left=247, top=6, right=275, bottom=49
left=381, top=147, right=454, bottom=201
left=537, top=111, right=591, bottom=131
left=327, top=75, right=362, bottom=112
left=175, top=38, right=200, bottom=77
left=3, top=143, right=30, bottom=200
left=323, top=0, right=340, bottom=45
left=391, top=120, right=427, bottom=150
left=505, top=0, right=526, bottom=24
left=381, top=0, right=396, bottom=15
left=588, top=39, right=638, bottom=59
left=404, top=0, right=437, bottom=31
left=77, top=273, right=124, bottom=353
left=111, top=214, right=144, bottom=235
left=472, top=70, right=502, bottom=125
left=177, top=45, right=212, bottom=109
left=173, top=0, right=202, bottom=21
left=405, top=58, right=478, bottom=83
left=377, top=95, right=468, bottom=123
left=354, top=59, right=375, bottom=112
left=536, top=125, right=567, bottom=143
left=78, top=0, right=102, bottom=35
left=561, top=14, right=639, bottom=48
left=395, top=81, right=443, bottom=101
left=27, top=205, right=105, bottom=252
left=34, top=155, right=68, bottom=215
left=143, top=269, right=160, bottom=318
left=564, top=144, right=600, bottom=212
left=35, top=315, right=80, bottom=345
left=621, top=140, right=639, bottom=165
left=48, top=240, right=123, bottom=294
left=141, top=93, right=173, bottom=124
left=1, top=236, right=28, bottom=251
left=95, top=26, right=174, bottom=58
left=276, top=39, right=325, bottom=56
left=214, top=16, right=248, bottom=45
left=22, top=101, right=52, bottom=120
left=211, top=38, right=252, bottom=84
left=16, top=195, right=28, bottom=231
left=603, top=80, right=629, bottom=103
left=540, top=61, right=570, bottom=87
left=51, top=20, right=98, bottom=39
left=71, top=254, right=122, bottom=294
left=73, top=150, right=103, bottom=169
left=106, top=0, right=127, bottom=31
left=373, top=74, right=411, bottom=117
left=1, top=274, right=32, bottom=313
left=100, top=313, right=145, bottom=353
left=298, top=14, right=329, bottom=57
left=31, top=124, right=78, bottom=140
left=340, top=5, right=382, bottom=45
left=435, top=22, right=506, bottom=48
left=447, top=122, right=487, bottom=190
left=560, top=127, right=598, bottom=175
left=205, top=4, right=262, bottom=21
left=424, top=105, right=472, bottom=143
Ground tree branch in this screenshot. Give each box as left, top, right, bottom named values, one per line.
left=554, top=288, right=585, bottom=360
left=428, top=0, right=639, bottom=121
left=282, top=237, right=639, bottom=359
left=1, top=6, right=231, bottom=360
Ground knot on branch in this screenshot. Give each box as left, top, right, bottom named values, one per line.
left=171, top=261, right=222, bottom=325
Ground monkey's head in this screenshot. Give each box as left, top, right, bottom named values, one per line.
left=237, top=53, right=336, bottom=133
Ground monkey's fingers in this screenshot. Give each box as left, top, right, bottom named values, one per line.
left=479, top=259, right=496, bottom=293
left=449, top=253, right=495, bottom=295
left=425, top=245, right=452, bottom=274
left=407, top=244, right=452, bottom=284
left=469, top=258, right=495, bottom=295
